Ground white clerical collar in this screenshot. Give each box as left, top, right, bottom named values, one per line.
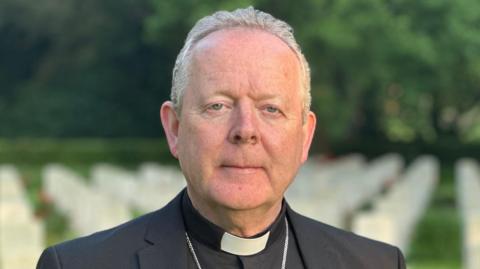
left=182, top=191, right=287, bottom=256
left=220, top=230, right=270, bottom=255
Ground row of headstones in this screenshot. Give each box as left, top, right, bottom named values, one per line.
left=0, top=165, right=44, bottom=269
left=4, top=156, right=477, bottom=268
left=43, top=154, right=402, bottom=237
left=90, top=163, right=186, bottom=213
left=0, top=154, right=442, bottom=268
left=456, top=159, right=480, bottom=269
left=286, top=153, right=405, bottom=229
left=351, top=156, right=439, bottom=255
left=43, top=163, right=186, bottom=236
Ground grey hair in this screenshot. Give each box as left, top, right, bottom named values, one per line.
left=171, top=6, right=311, bottom=118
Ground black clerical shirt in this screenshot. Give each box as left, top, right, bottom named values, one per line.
left=182, top=193, right=305, bottom=269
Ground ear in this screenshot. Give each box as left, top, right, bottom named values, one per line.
left=301, top=111, right=316, bottom=163
left=160, top=101, right=180, bottom=158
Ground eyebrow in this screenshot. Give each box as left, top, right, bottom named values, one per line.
left=204, top=88, right=283, bottom=100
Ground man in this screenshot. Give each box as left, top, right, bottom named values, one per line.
left=37, top=7, right=405, bottom=269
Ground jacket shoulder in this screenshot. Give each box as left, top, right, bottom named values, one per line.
left=37, top=191, right=186, bottom=269
left=288, top=209, right=406, bottom=269
left=38, top=211, right=155, bottom=269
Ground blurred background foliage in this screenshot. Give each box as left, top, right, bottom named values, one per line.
left=0, top=0, right=479, bottom=157
left=1, top=2, right=477, bottom=267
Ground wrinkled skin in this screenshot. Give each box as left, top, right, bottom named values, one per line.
left=161, top=28, right=316, bottom=236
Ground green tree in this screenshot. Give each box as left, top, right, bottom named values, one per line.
left=1, top=0, right=478, bottom=145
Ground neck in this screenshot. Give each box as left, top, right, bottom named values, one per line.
left=187, top=189, right=282, bottom=237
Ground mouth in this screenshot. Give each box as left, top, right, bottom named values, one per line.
left=220, top=165, right=263, bottom=174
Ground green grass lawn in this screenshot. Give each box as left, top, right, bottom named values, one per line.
left=407, top=165, right=462, bottom=269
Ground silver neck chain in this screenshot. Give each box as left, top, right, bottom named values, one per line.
left=185, top=218, right=289, bottom=269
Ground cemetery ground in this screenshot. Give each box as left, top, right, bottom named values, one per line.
left=18, top=163, right=91, bottom=245
left=18, top=162, right=143, bottom=245
left=10, top=161, right=462, bottom=268
left=408, top=164, right=461, bottom=269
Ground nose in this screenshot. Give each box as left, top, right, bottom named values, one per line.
left=228, top=104, right=259, bottom=145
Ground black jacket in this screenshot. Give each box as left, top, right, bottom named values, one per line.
left=37, top=191, right=406, bottom=269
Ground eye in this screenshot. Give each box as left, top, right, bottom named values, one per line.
left=208, top=103, right=224, bottom=111
left=265, top=105, right=279, bottom=113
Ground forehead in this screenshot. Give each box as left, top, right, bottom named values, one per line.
left=194, top=27, right=296, bottom=58
left=187, top=28, right=302, bottom=97
left=191, top=27, right=300, bottom=71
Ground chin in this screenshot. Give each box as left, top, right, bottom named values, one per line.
left=208, top=184, right=276, bottom=211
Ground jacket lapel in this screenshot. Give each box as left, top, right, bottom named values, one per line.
left=137, top=191, right=189, bottom=269
left=136, top=192, right=343, bottom=269
left=287, top=205, right=343, bottom=269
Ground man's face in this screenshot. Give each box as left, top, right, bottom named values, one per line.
left=162, top=28, right=316, bottom=213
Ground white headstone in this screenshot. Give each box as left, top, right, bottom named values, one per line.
left=0, top=165, right=44, bottom=269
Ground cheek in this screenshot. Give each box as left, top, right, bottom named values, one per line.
left=264, top=124, right=304, bottom=158
left=262, top=126, right=304, bottom=178
left=177, top=122, right=200, bottom=170
left=177, top=121, right=224, bottom=166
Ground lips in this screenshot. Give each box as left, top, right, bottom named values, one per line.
left=220, top=164, right=264, bottom=174
left=221, top=164, right=262, bottom=169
